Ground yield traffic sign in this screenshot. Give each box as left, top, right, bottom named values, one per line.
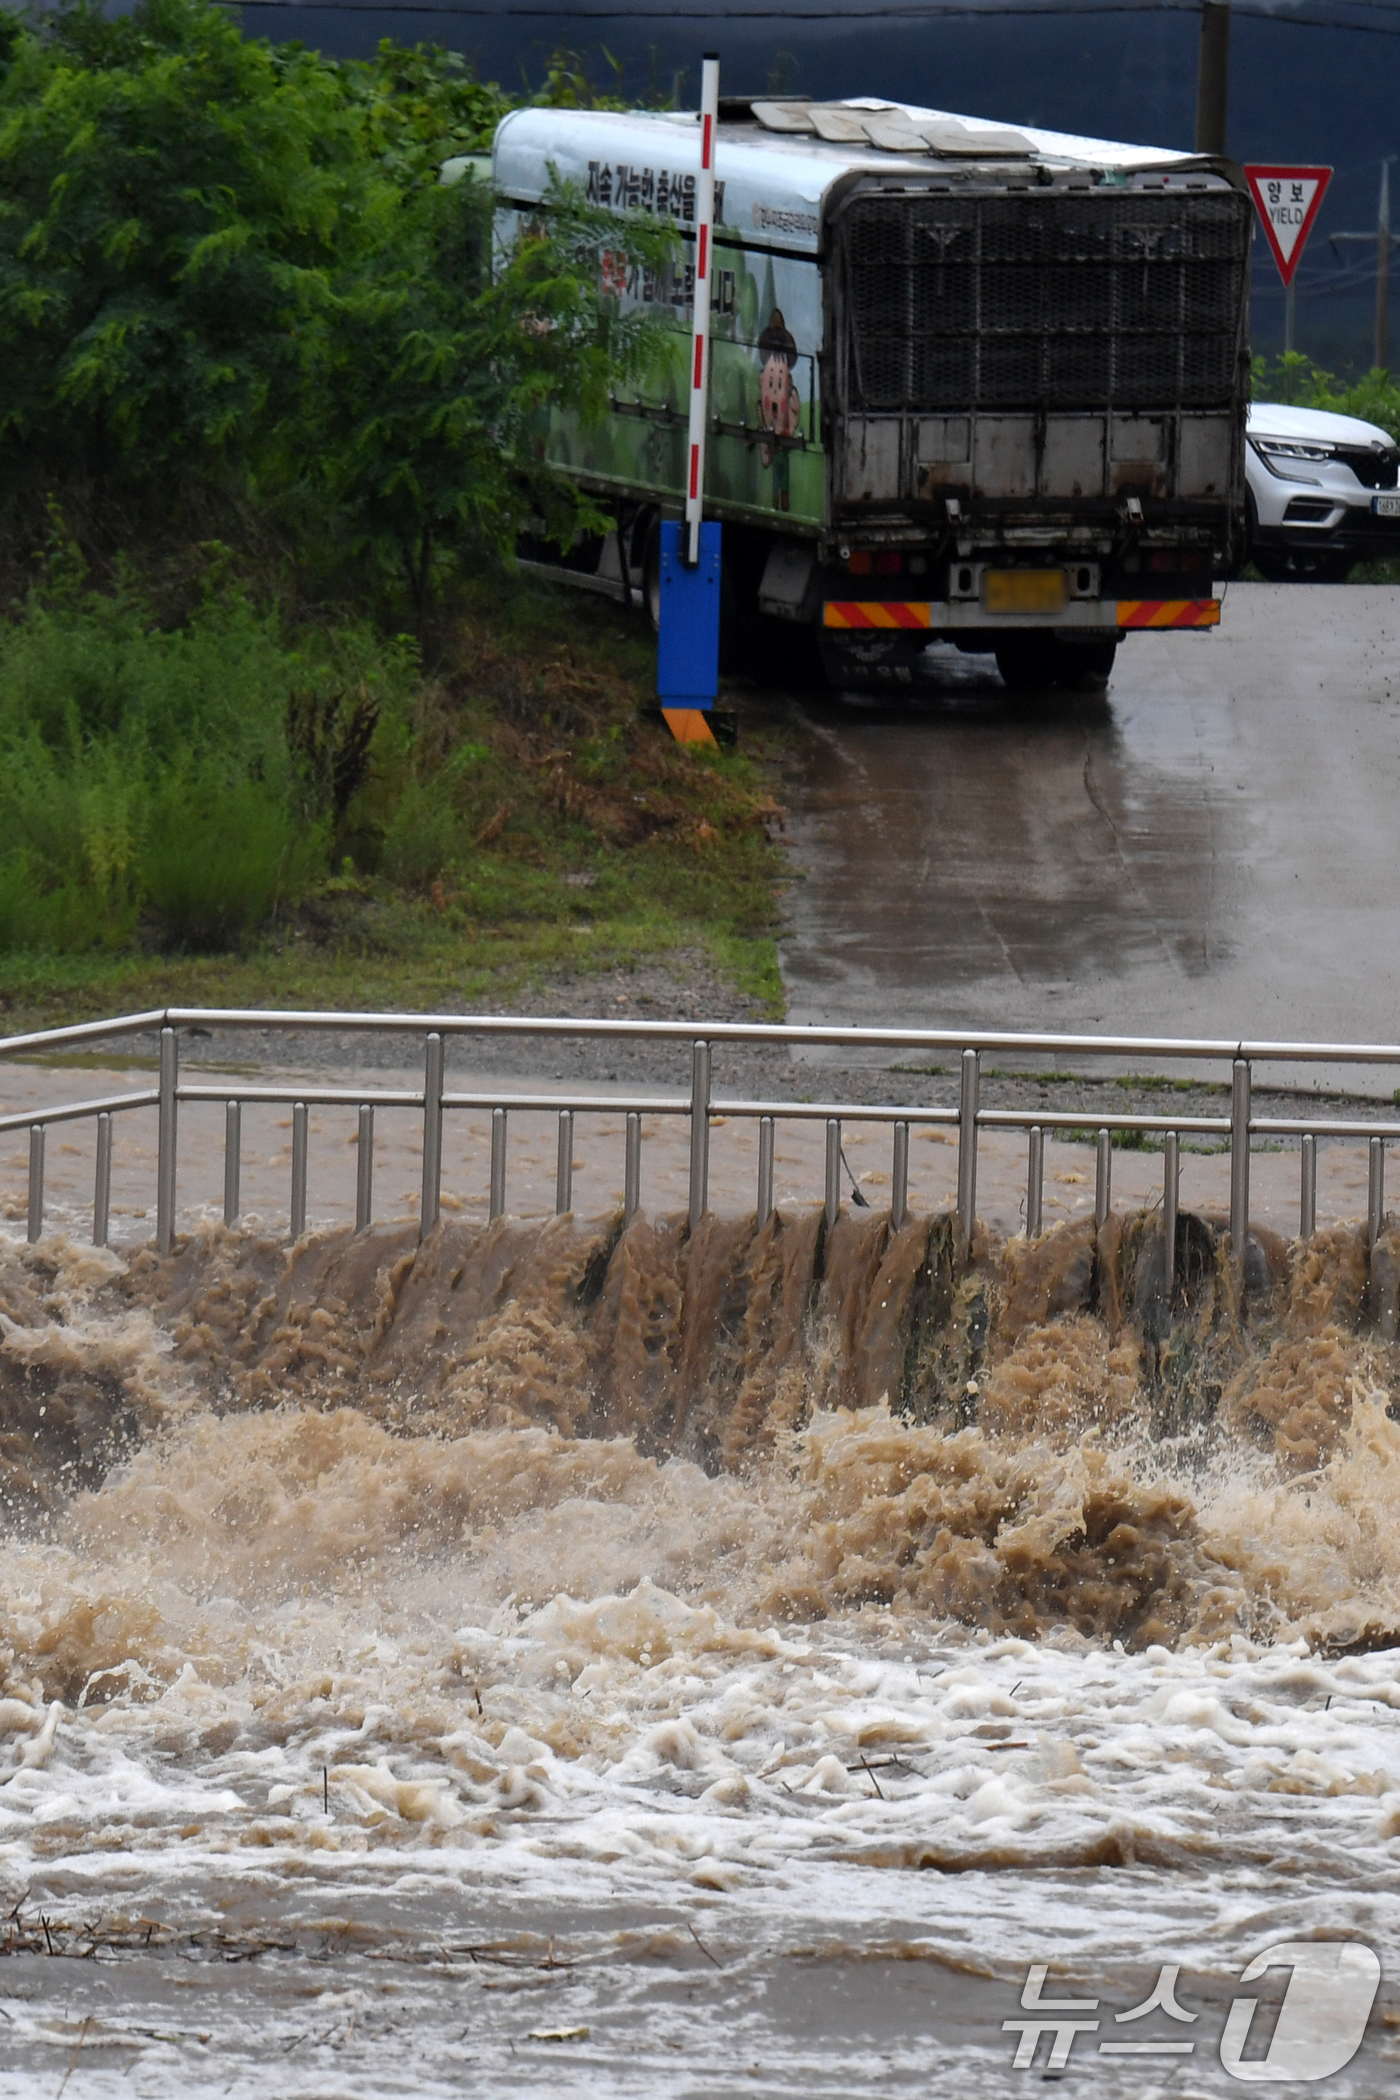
left=1244, top=165, right=1333, bottom=287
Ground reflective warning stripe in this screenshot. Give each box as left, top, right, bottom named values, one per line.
left=661, top=707, right=718, bottom=746
left=823, top=602, right=934, bottom=630
left=823, top=599, right=1219, bottom=631
left=682, top=60, right=719, bottom=564
left=1116, top=599, right=1220, bottom=629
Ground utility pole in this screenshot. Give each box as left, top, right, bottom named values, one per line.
left=1195, top=1, right=1230, bottom=157
left=1329, top=160, right=1399, bottom=373
left=1379, top=160, right=1391, bottom=372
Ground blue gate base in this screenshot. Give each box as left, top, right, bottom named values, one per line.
left=657, top=521, right=721, bottom=743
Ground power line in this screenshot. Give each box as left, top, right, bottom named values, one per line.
left=1253, top=257, right=1394, bottom=293
left=1256, top=269, right=1389, bottom=296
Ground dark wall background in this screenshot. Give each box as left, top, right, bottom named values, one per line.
left=245, top=1, right=1397, bottom=375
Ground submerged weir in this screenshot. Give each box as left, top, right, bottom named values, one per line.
left=3, top=1200, right=1400, bottom=1669
left=4, top=1197, right=1400, bottom=2098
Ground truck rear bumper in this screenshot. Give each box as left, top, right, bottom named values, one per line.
left=822, top=598, right=1220, bottom=632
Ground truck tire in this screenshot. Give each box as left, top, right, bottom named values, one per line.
left=1055, top=638, right=1118, bottom=690
left=994, top=634, right=1061, bottom=692
left=995, top=634, right=1116, bottom=692
left=819, top=629, right=926, bottom=692
left=640, top=512, right=662, bottom=635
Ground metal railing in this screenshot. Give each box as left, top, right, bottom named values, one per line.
left=4, top=1007, right=1400, bottom=1287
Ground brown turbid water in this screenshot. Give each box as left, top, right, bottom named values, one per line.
left=3, top=1202, right=1400, bottom=2095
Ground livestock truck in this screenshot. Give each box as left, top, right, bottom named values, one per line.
left=483, top=95, right=1253, bottom=690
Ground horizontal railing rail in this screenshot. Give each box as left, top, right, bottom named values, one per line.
left=0, top=1008, right=1398, bottom=1291
left=0, top=1088, right=160, bottom=1137
left=14, top=1002, right=1400, bottom=1066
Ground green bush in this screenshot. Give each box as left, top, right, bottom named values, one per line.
left=0, top=2, right=692, bottom=971
left=140, top=769, right=320, bottom=947
left=0, top=0, right=672, bottom=630
left=0, top=578, right=415, bottom=950
left=1252, top=351, right=1400, bottom=442
left=375, top=731, right=493, bottom=887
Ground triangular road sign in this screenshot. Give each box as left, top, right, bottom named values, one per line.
left=1244, top=164, right=1333, bottom=288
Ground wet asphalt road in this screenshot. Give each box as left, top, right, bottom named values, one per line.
left=760, top=583, right=1400, bottom=1067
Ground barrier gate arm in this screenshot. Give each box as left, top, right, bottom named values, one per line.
left=660, top=53, right=721, bottom=749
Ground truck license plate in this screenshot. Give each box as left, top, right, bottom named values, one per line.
left=983, top=569, right=1068, bottom=613
left=1374, top=494, right=1400, bottom=518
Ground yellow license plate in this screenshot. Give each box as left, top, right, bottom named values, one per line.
left=982, top=569, right=1067, bottom=615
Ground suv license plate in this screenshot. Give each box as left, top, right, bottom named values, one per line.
left=983, top=569, right=1067, bottom=614
left=1374, top=494, right=1400, bottom=518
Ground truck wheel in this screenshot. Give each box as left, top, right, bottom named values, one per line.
left=994, top=635, right=1061, bottom=692
left=720, top=535, right=765, bottom=673
left=640, top=514, right=662, bottom=635
left=1055, top=639, right=1118, bottom=690
left=819, top=630, right=926, bottom=692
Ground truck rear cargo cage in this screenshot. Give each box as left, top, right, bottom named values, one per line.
left=839, top=186, right=1252, bottom=417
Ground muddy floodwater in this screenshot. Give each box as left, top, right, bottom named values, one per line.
left=2, top=1196, right=1400, bottom=2093
left=773, top=584, right=1400, bottom=1058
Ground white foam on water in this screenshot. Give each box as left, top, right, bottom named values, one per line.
left=1, top=1222, right=1399, bottom=2091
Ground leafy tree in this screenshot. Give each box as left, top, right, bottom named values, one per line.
left=332, top=38, right=510, bottom=184
left=299, top=173, right=672, bottom=632
left=0, top=0, right=672, bottom=627
left=0, top=0, right=371, bottom=509
left=1252, top=350, right=1400, bottom=441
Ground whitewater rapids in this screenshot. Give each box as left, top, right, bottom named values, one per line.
left=1, top=1203, right=1399, bottom=2093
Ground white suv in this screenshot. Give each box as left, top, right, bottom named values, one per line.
left=1247, top=402, right=1400, bottom=580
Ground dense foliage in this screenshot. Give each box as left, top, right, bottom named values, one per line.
left=1252, top=351, right=1400, bottom=442
left=0, top=0, right=664, bottom=597
left=0, top=569, right=407, bottom=949
left=0, top=1, right=767, bottom=987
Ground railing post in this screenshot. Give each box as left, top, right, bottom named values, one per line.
left=93, top=1113, right=112, bottom=1249
left=290, top=1101, right=308, bottom=1242
left=157, top=1025, right=178, bottom=1256
left=689, top=1040, right=711, bottom=1231
left=1163, top=1130, right=1179, bottom=1300
left=223, top=1101, right=241, bottom=1227
left=555, top=1110, right=574, bottom=1216
left=1300, top=1132, right=1317, bottom=1241
left=1026, top=1125, right=1043, bottom=1239
left=757, top=1115, right=775, bottom=1226
left=356, top=1105, right=374, bottom=1233
left=891, top=1120, right=909, bottom=1232
left=956, top=1048, right=979, bottom=1248
left=1369, top=1136, right=1386, bottom=1250
left=26, top=1124, right=44, bottom=1245
left=1229, top=1056, right=1251, bottom=1281
left=624, top=1111, right=641, bottom=1224
left=1095, top=1128, right=1112, bottom=1230
left=824, top=1118, right=841, bottom=1228
left=420, top=1032, right=444, bottom=1240
left=489, top=1107, right=507, bottom=1222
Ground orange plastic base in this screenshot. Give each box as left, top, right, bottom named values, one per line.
left=661, top=708, right=718, bottom=746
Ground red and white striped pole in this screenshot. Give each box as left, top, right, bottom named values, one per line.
left=684, top=53, right=720, bottom=567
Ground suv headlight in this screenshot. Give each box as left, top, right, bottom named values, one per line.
left=1251, top=435, right=1336, bottom=473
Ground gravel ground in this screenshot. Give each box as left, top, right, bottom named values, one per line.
left=29, top=954, right=1400, bottom=1137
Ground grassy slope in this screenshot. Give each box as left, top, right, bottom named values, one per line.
left=0, top=575, right=788, bottom=1032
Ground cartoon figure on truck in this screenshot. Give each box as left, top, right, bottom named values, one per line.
left=757, top=308, right=801, bottom=509
left=488, top=95, right=1252, bottom=691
